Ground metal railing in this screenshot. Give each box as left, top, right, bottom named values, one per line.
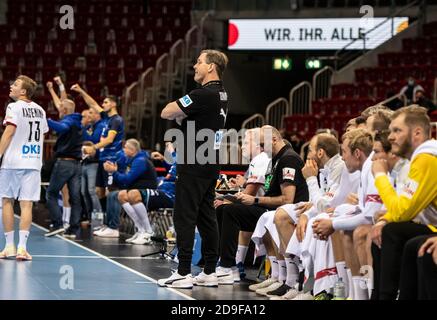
left=241, top=113, right=265, bottom=129
left=313, top=66, right=334, bottom=101
left=334, top=0, right=420, bottom=71
left=376, top=93, right=407, bottom=107
left=167, top=39, right=186, bottom=99
left=266, top=98, right=289, bottom=130
left=289, top=81, right=312, bottom=114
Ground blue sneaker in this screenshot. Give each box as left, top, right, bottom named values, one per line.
left=236, top=262, right=246, bottom=280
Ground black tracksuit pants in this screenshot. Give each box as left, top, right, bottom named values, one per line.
left=173, top=173, right=219, bottom=275
left=219, top=203, right=269, bottom=268
left=398, top=234, right=437, bottom=300
left=371, top=221, right=434, bottom=300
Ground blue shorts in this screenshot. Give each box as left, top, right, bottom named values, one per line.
left=139, top=189, right=174, bottom=210
left=96, top=162, right=109, bottom=188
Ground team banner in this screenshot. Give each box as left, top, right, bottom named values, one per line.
left=228, top=18, right=408, bottom=50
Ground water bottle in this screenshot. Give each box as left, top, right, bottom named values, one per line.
left=333, top=277, right=346, bottom=300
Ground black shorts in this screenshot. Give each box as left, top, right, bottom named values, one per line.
left=96, top=162, right=109, bottom=188
left=139, top=189, right=174, bottom=210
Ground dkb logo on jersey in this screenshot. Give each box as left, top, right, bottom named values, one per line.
left=22, top=145, right=41, bottom=155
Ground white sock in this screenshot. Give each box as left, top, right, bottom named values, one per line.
left=122, top=203, right=144, bottom=233
left=62, top=207, right=71, bottom=224
left=284, top=257, right=299, bottom=288
left=353, top=276, right=369, bottom=300
left=278, top=259, right=286, bottom=283
left=5, top=231, right=14, bottom=246
left=269, top=256, right=279, bottom=280
left=336, top=261, right=349, bottom=297
left=346, top=268, right=354, bottom=300
left=236, top=245, right=248, bottom=265
left=18, top=230, right=29, bottom=250
left=132, top=203, right=153, bottom=234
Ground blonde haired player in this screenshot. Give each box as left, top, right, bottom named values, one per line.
left=0, top=75, right=48, bottom=260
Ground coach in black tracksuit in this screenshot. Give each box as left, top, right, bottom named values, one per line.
left=160, top=50, right=229, bottom=280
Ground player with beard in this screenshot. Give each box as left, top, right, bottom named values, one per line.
left=370, top=105, right=437, bottom=300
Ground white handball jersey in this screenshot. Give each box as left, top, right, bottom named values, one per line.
left=2, top=100, right=49, bottom=170
left=246, top=152, right=271, bottom=196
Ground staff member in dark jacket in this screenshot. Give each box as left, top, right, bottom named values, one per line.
left=158, top=49, right=229, bottom=289
left=94, top=139, right=157, bottom=238
left=45, top=99, right=83, bottom=238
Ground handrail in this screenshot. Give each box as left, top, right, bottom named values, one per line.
left=334, top=0, right=419, bottom=70
left=241, top=113, right=265, bottom=129
left=312, top=66, right=334, bottom=100
left=265, top=98, right=289, bottom=129
left=289, top=81, right=312, bottom=115
left=377, top=93, right=407, bottom=107
left=185, top=25, right=199, bottom=60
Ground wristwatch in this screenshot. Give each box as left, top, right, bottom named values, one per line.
left=254, top=197, right=259, bottom=204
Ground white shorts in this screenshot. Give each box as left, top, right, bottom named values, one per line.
left=0, top=169, right=41, bottom=201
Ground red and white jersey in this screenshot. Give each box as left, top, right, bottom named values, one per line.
left=2, top=100, right=48, bottom=170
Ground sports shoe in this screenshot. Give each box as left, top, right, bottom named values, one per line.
left=63, top=231, right=77, bottom=240
left=236, top=261, right=246, bottom=280
left=16, top=247, right=32, bottom=261
left=125, top=232, right=140, bottom=243
left=93, top=224, right=106, bottom=231
left=158, top=271, right=193, bottom=289
left=270, top=287, right=300, bottom=300
left=216, top=267, right=234, bottom=285
left=93, top=226, right=107, bottom=236
left=249, top=277, right=277, bottom=292
left=292, top=292, right=314, bottom=300
left=45, top=226, right=65, bottom=237
left=314, top=290, right=333, bottom=300
left=130, top=232, right=152, bottom=245
left=193, top=272, right=218, bottom=287
left=266, top=283, right=291, bottom=298
left=0, top=244, right=17, bottom=258
left=63, top=223, right=70, bottom=230
left=95, top=228, right=119, bottom=238
left=256, top=281, right=284, bottom=296
left=232, top=267, right=241, bottom=282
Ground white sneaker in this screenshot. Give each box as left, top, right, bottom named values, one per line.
left=131, top=233, right=152, bottom=245
left=63, top=223, right=70, bottom=230
left=232, top=267, right=241, bottom=282
left=255, top=281, right=283, bottom=296
left=270, top=288, right=300, bottom=300
left=157, top=272, right=193, bottom=289
left=248, top=277, right=277, bottom=292
left=93, top=224, right=106, bottom=231
left=93, top=226, right=107, bottom=236
left=125, top=232, right=140, bottom=243
left=193, top=272, right=218, bottom=287
left=95, top=228, right=119, bottom=238
left=292, top=292, right=314, bottom=300
left=216, top=267, right=234, bottom=285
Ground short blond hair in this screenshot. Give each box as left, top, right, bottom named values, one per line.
left=342, top=128, right=373, bottom=156
left=125, top=138, right=141, bottom=151
left=16, top=75, right=37, bottom=98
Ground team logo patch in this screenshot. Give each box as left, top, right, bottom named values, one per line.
left=365, top=194, right=382, bottom=204
left=282, top=167, right=295, bottom=181
left=179, top=95, right=193, bottom=108
left=401, top=178, right=419, bottom=199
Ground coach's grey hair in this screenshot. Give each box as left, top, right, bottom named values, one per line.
left=125, top=138, right=141, bottom=151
